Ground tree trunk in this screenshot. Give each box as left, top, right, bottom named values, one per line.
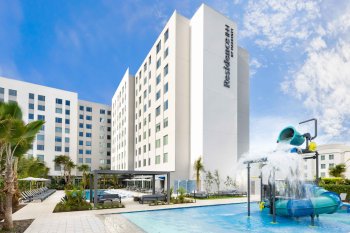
left=4, top=148, right=14, bottom=230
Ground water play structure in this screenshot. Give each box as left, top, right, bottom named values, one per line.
left=244, top=118, right=348, bottom=226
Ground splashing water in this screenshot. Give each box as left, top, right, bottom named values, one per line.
left=235, top=142, right=314, bottom=199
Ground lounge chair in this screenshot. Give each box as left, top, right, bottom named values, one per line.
left=189, top=191, right=209, bottom=198
left=139, top=194, right=166, bottom=204
left=96, top=194, right=122, bottom=204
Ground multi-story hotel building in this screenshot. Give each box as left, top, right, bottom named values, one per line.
left=111, top=4, right=250, bottom=184
left=0, top=77, right=111, bottom=176
left=111, top=69, right=135, bottom=171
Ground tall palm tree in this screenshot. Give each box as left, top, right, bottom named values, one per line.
left=0, top=102, right=44, bottom=230
left=53, top=155, right=76, bottom=186
left=78, top=164, right=90, bottom=189
left=193, top=157, right=205, bottom=191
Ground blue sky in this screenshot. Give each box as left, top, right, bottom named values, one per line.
left=1, top=0, right=350, bottom=150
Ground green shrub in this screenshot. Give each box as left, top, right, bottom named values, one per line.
left=178, top=187, right=186, bottom=203
left=319, top=177, right=350, bottom=185
left=53, top=188, right=92, bottom=212
left=320, top=184, right=350, bottom=201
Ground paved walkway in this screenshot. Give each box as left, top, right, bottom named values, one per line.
left=15, top=191, right=259, bottom=233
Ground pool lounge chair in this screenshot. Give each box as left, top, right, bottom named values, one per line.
left=139, top=194, right=166, bottom=204
left=96, top=194, right=122, bottom=204
left=189, top=191, right=209, bottom=198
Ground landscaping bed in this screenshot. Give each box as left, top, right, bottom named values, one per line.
left=0, top=219, right=34, bottom=233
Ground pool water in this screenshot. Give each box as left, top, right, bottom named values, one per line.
left=122, top=203, right=350, bottom=233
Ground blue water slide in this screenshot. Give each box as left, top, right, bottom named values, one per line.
left=275, top=185, right=341, bottom=217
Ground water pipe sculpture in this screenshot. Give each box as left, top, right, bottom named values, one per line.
left=245, top=118, right=346, bottom=226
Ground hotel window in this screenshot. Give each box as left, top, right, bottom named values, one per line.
left=29, top=93, right=34, bottom=99
left=164, top=48, right=169, bottom=58
left=55, top=136, right=62, bottom=142
left=108, top=110, right=111, bottom=115
left=164, top=100, right=168, bottom=111
left=55, top=127, right=62, bottom=132
left=148, top=85, right=151, bottom=94
left=164, top=29, right=169, bottom=41
left=55, top=117, right=62, bottom=123
left=55, top=146, right=62, bottom=152
left=164, top=83, right=168, bottom=93
left=320, top=155, right=325, bottom=160
left=29, top=103, right=34, bottom=109
left=148, top=100, right=151, bottom=108
left=156, top=90, right=161, bottom=100
left=37, top=155, right=44, bottom=161
left=144, top=63, right=147, bottom=72
left=86, top=141, right=92, bottom=146
left=148, top=55, right=151, bottom=65
left=164, top=135, right=168, bottom=145
left=148, top=113, right=151, bottom=122
left=38, top=95, right=45, bottom=101
left=149, top=143, right=151, bottom=151
left=65, top=119, right=70, bottom=124
left=329, top=163, right=335, bottom=168
left=79, top=123, right=84, bottom=128
left=86, top=115, right=92, bottom=120
left=156, top=75, right=161, bottom=85
left=9, top=89, right=17, bottom=96
left=86, top=150, right=92, bottom=155
left=163, top=153, right=168, bottom=163
left=65, top=137, right=70, bottom=143
left=79, top=114, right=83, bottom=120
left=138, top=160, right=141, bottom=167
left=143, top=145, right=147, bottom=153
left=86, top=107, right=92, bottom=112
left=164, top=64, right=168, bottom=76
left=148, top=158, right=151, bottom=165
left=65, top=100, right=70, bottom=106
left=329, top=154, right=334, bottom=160
left=38, top=105, right=45, bottom=111
left=86, top=132, right=92, bottom=137
left=79, top=106, right=84, bottom=111
left=156, top=41, right=161, bottom=54
left=78, top=158, right=83, bottom=163
left=100, top=109, right=106, bottom=114
left=79, top=131, right=83, bottom=137
left=79, top=149, right=83, bottom=155
left=143, top=159, right=146, bottom=166
left=143, top=90, right=147, bottom=99
left=37, top=134, right=45, bottom=141
left=164, top=117, right=168, bottom=128
left=65, top=128, right=70, bottom=134
left=321, top=164, right=326, bottom=169
left=156, top=123, right=161, bottom=132
left=156, top=106, right=161, bottom=117
left=85, top=158, right=91, bottom=163
left=143, top=131, right=147, bottom=139
left=38, top=115, right=45, bottom=120
left=156, top=139, right=161, bottom=148
left=65, top=109, right=70, bottom=115
left=56, top=98, right=62, bottom=104
left=156, top=58, right=161, bottom=69
left=37, top=145, right=44, bottom=150
left=155, top=155, right=160, bottom=164
left=321, top=172, right=325, bottom=177
left=56, top=108, right=62, bottom=114
left=86, top=124, right=92, bottom=129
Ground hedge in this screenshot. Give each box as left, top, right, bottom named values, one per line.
left=320, top=177, right=350, bottom=185
left=320, top=184, right=350, bottom=201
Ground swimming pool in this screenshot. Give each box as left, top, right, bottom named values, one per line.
left=122, top=203, right=350, bottom=233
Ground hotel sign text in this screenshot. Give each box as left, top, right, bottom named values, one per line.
left=223, top=24, right=234, bottom=88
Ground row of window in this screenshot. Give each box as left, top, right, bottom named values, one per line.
left=29, top=114, right=45, bottom=120
left=320, top=163, right=335, bottom=169
left=55, top=117, right=71, bottom=124
left=320, top=154, right=334, bottom=160
left=134, top=152, right=168, bottom=168
left=78, top=149, right=92, bottom=155
left=79, top=106, right=111, bottom=115
left=55, top=127, right=71, bottom=134
left=135, top=135, right=168, bottom=156
left=55, top=98, right=70, bottom=106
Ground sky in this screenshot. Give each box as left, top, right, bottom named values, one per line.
left=1, top=0, right=350, bottom=151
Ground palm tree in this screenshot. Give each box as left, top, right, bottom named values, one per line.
left=329, top=163, right=346, bottom=177
left=193, top=157, right=205, bottom=191
left=53, top=155, right=76, bottom=186
left=0, top=102, right=44, bottom=230
left=78, top=164, right=90, bottom=189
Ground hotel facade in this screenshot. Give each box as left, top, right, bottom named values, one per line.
left=0, top=77, right=111, bottom=176
left=112, top=4, right=250, bottom=185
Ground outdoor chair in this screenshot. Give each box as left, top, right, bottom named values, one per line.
left=190, top=191, right=209, bottom=198
left=96, top=194, right=122, bottom=204
left=139, top=194, right=166, bottom=204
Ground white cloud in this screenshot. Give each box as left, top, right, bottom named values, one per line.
left=241, top=0, right=321, bottom=50
left=250, top=57, right=262, bottom=76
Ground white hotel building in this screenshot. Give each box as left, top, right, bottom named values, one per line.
left=0, top=77, right=111, bottom=176
left=112, top=4, right=249, bottom=184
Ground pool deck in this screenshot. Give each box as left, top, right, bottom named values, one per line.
left=13, top=190, right=259, bottom=233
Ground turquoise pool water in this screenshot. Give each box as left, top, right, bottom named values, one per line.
left=122, top=203, right=350, bottom=233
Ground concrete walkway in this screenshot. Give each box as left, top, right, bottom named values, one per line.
left=16, top=191, right=259, bottom=233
